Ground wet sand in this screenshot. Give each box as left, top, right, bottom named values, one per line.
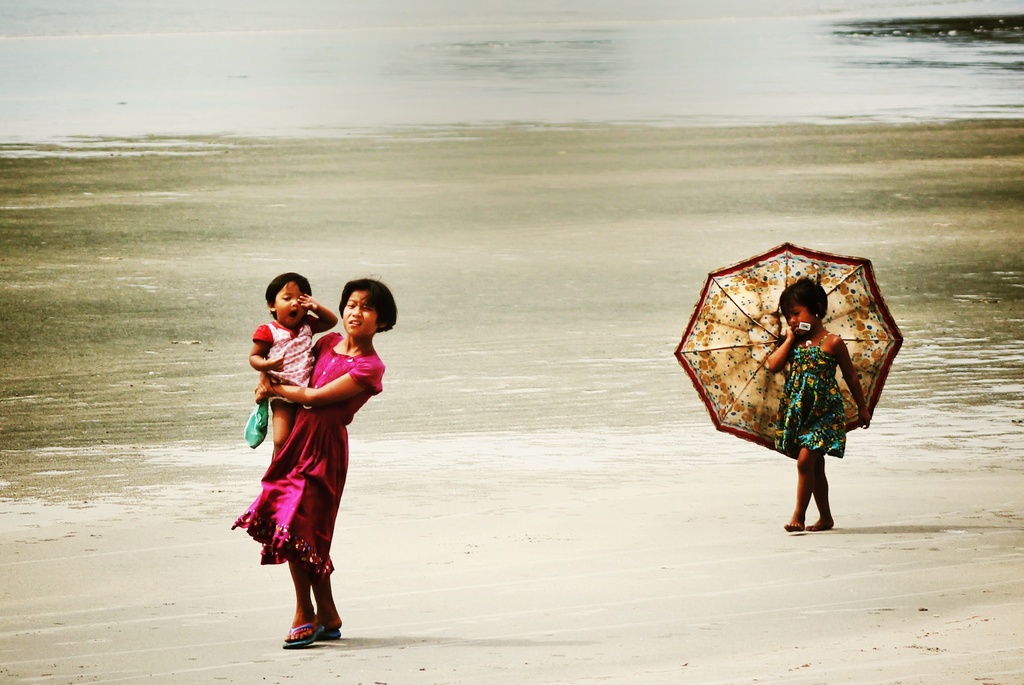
left=1, top=121, right=1023, bottom=682
left=2, top=451, right=1023, bottom=684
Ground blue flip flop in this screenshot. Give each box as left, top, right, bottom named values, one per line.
left=282, top=623, right=322, bottom=649
left=318, top=626, right=342, bottom=641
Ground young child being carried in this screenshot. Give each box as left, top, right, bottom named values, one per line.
left=249, top=272, right=338, bottom=454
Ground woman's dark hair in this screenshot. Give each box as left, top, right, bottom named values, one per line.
left=265, top=272, right=312, bottom=304
left=341, top=278, right=397, bottom=332
left=778, top=278, right=828, bottom=318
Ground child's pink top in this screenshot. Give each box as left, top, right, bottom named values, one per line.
left=252, top=319, right=314, bottom=386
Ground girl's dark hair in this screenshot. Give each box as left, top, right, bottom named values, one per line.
left=342, top=278, right=397, bottom=332
left=265, top=272, right=312, bottom=304
left=779, top=278, right=828, bottom=318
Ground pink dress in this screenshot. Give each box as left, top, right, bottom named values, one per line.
left=233, top=332, right=385, bottom=582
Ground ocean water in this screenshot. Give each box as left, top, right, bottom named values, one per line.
left=0, top=0, right=1022, bottom=141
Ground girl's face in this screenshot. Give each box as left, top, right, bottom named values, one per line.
left=343, top=290, right=379, bottom=338
left=783, top=303, right=816, bottom=338
left=270, top=281, right=308, bottom=330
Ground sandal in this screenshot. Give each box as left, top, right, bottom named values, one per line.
left=319, top=625, right=342, bottom=641
left=282, top=622, right=322, bottom=649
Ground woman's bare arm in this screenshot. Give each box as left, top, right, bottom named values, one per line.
left=265, top=373, right=367, bottom=407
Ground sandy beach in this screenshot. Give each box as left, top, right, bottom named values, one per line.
left=2, top=449, right=1023, bottom=684
left=1, top=121, right=1023, bottom=683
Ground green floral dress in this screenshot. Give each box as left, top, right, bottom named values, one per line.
left=775, top=341, right=847, bottom=459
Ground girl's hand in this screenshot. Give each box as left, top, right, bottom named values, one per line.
left=297, top=293, right=319, bottom=314
left=255, top=377, right=276, bottom=403
left=858, top=406, right=871, bottom=429
left=264, top=356, right=284, bottom=372
left=765, top=325, right=796, bottom=374
left=302, top=295, right=339, bottom=333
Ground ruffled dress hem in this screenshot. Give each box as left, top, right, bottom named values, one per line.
left=232, top=510, right=334, bottom=582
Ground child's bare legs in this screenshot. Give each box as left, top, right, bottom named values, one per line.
left=271, top=401, right=297, bottom=455
left=786, top=447, right=820, bottom=531
left=786, top=448, right=834, bottom=532
left=806, top=456, right=834, bottom=531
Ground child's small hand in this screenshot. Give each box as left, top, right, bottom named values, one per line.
left=297, top=294, right=320, bottom=314
left=265, top=356, right=284, bottom=372
left=255, top=378, right=276, bottom=402
left=858, top=407, right=871, bottom=429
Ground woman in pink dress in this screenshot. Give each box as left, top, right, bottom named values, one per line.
left=233, top=278, right=397, bottom=649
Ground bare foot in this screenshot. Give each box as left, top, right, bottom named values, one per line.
left=317, top=619, right=343, bottom=641
left=318, top=618, right=343, bottom=632
left=784, top=520, right=805, bottom=532
left=806, top=518, right=834, bottom=532
left=316, top=611, right=342, bottom=632
left=292, top=610, right=316, bottom=630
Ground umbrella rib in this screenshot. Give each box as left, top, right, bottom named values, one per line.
left=719, top=355, right=773, bottom=422
left=821, top=264, right=865, bottom=297
left=711, top=276, right=777, bottom=339
left=679, top=342, right=772, bottom=354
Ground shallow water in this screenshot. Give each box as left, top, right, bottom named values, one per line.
left=0, top=1, right=1023, bottom=140
left=0, top=122, right=1022, bottom=505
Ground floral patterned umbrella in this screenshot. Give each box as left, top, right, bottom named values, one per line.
left=674, top=243, right=902, bottom=450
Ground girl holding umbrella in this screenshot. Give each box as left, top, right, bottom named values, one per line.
left=766, top=278, right=870, bottom=533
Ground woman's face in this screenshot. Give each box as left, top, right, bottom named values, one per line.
left=343, top=290, right=379, bottom=337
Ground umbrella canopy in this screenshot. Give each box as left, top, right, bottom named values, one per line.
left=675, top=243, right=902, bottom=450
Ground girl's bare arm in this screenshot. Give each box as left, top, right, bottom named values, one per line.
left=824, top=335, right=871, bottom=427
left=765, top=327, right=795, bottom=373
left=249, top=340, right=283, bottom=373
left=299, top=295, right=339, bottom=334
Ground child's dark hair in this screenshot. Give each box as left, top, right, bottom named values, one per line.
left=342, top=278, right=397, bottom=332
left=779, top=278, right=828, bottom=318
left=265, top=272, right=312, bottom=304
